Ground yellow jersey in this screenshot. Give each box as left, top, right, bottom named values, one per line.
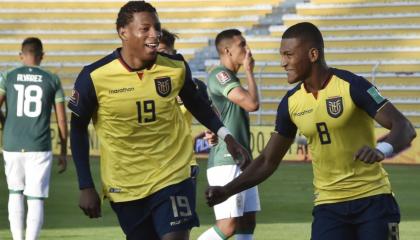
left=275, top=68, right=392, bottom=205
left=69, top=49, right=195, bottom=202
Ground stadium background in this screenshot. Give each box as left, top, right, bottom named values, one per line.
left=0, top=0, right=420, bottom=239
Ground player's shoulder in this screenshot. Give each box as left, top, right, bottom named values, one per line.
left=285, top=82, right=304, bottom=99
left=83, top=51, right=118, bottom=74
left=331, top=68, right=368, bottom=85
left=208, top=66, right=236, bottom=85
left=157, top=52, right=187, bottom=68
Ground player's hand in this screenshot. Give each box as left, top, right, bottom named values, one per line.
left=243, top=47, right=254, bottom=73
left=354, top=145, right=385, bottom=164
left=204, top=130, right=218, bottom=146
left=205, top=186, right=229, bottom=207
left=79, top=188, right=102, bottom=218
left=57, top=154, right=67, bottom=174
left=224, top=134, right=251, bottom=170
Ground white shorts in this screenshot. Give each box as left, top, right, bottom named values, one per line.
left=207, top=164, right=261, bottom=220
left=3, top=151, right=53, bottom=198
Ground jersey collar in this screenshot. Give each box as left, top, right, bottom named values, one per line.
left=114, top=48, right=156, bottom=72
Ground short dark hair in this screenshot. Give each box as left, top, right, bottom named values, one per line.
left=21, top=37, right=43, bottom=57
left=282, top=22, right=324, bottom=53
left=215, top=29, right=242, bottom=54
left=160, top=29, right=178, bottom=49
left=116, top=1, right=157, bottom=31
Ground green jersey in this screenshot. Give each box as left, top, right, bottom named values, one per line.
left=0, top=65, right=65, bottom=152
left=207, top=66, right=251, bottom=168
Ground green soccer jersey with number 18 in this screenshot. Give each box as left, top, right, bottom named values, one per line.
left=0, top=65, right=65, bottom=152
left=207, top=66, right=251, bottom=168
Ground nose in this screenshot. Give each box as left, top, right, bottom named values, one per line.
left=280, top=55, right=287, bottom=68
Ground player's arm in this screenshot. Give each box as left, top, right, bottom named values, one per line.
left=179, top=61, right=251, bottom=168
left=54, top=101, right=67, bottom=173
left=0, top=73, right=6, bottom=128
left=206, top=94, right=298, bottom=206
left=374, top=103, right=416, bottom=153
left=355, top=102, right=416, bottom=163
left=0, top=95, right=5, bottom=128
left=68, top=68, right=101, bottom=218
left=206, top=132, right=294, bottom=206
left=350, top=77, right=416, bottom=163
left=227, top=47, right=259, bottom=112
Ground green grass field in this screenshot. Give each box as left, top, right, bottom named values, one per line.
left=0, top=158, right=419, bottom=239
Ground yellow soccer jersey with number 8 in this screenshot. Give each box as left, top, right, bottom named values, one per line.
left=275, top=68, right=392, bottom=205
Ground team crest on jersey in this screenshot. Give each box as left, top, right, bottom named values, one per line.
left=154, top=77, right=172, bottom=97
left=216, top=71, right=231, bottom=84
left=326, top=96, right=343, bottom=118
left=69, top=89, right=79, bottom=106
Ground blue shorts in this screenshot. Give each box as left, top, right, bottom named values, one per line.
left=110, top=178, right=199, bottom=239
left=312, top=194, right=400, bottom=240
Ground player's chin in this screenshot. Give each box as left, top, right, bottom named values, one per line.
left=286, top=76, right=299, bottom=84
left=142, top=52, right=158, bottom=62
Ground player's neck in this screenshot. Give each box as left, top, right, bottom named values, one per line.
left=120, top=48, right=153, bottom=71
left=220, top=58, right=240, bottom=73
left=21, top=56, right=41, bottom=67
left=304, top=65, right=331, bottom=92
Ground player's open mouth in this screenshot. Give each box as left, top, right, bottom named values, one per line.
left=145, top=43, right=158, bottom=49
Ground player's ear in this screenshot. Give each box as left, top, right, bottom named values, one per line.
left=118, top=27, right=128, bottom=41
left=224, top=47, right=232, bottom=57
left=308, top=47, right=319, bottom=63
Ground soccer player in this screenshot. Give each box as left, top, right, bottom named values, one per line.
left=68, top=1, right=250, bottom=240
left=198, top=29, right=260, bottom=240
left=205, top=22, right=416, bottom=240
left=157, top=28, right=217, bottom=186
left=0, top=37, right=67, bottom=240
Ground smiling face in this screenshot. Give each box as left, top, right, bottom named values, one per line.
left=118, top=11, right=161, bottom=63
left=280, top=37, right=313, bottom=84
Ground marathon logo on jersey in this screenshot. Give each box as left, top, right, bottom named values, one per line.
left=216, top=71, right=231, bottom=85
left=69, top=89, right=79, bottom=106
left=155, top=77, right=172, bottom=97
left=326, top=96, right=343, bottom=118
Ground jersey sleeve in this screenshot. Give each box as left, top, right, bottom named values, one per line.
left=53, top=74, right=65, bottom=103
left=275, top=94, right=297, bottom=139
left=193, top=78, right=212, bottom=105
left=349, top=76, right=388, bottom=118
left=67, top=67, right=98, bottom=122
left=179, top=62, right=223, bottom=133
left=210, top=69, right=240, bottom=97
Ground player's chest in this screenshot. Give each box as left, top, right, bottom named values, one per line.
left=289, top=86, right=355, bottom=137
left=93, top=69, right=184, bottom=118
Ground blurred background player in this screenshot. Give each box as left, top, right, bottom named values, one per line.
left=199, top=29, right=260, bottom=240
left=68, top=1, right=250, bottom=239
left=158, top=28, right=217, bottom=187
left=205, top=22, right=417, bottom=240
left=0, top=37, right=67, bottom=240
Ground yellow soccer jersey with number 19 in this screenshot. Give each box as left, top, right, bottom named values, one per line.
left=68, top=49, right=194, bottom=202
left=275, top=68, right=392, bottom=205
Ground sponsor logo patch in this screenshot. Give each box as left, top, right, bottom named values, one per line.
left=216, top=71, right=231, bottom=85
left=69, top=89, right=79, bottom=106
left=367, top=86, right=385, bottom=104
left=326, top=96, right=343, bottom=118
left=154, top=77, right=172, bottom=97
left=109, top=187, right=122, bottom=193
left=293, top=109, right=313, bottom=117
